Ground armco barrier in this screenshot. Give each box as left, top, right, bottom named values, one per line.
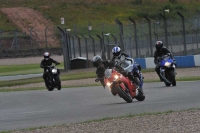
left=134, top=55, right=200, bottom=69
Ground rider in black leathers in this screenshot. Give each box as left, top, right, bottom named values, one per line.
left=92, top=55, right=137, bottom=95
left=154, top=41, right=174, bottom=81
left=40, top=52, right=60, bottom=86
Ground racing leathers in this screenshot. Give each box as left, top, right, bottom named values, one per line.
left=154, top=47, right=174, bottom=81
left=40, top=58, right=60, bottom=85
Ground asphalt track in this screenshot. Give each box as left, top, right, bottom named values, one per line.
left=0, top=81, right=200, bottom=132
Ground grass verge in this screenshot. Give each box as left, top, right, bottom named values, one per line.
left=2, top=107, right=200, bottom=133
left=0, top=68, right=156, bottom=87
left=0, top=76, right=199, bottom=92
left=0, top=63, right=64, bottom=76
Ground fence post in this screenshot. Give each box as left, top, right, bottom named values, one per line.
left=81, top=34, right=89, bottom=68
left=97, top=34, right=106, bottom=60
left=193, top=29, right=199, bottom=49
left=159, top=13, right=169, bottom=49
left=89, top=35, right=96, bottom=56
left=115, top=19, right=125, bottom=51
left=75, top=34, right=81, bottom=57
left=68, top=33, right=76, bottom=58
left=65, top=29, right=72, bottom=60
left=129, top=17, right=139, bottom=58
left=57, top=26, right=69, bottom=72
left=144, top=16, right=153, bottom=56
left=111, top=34, right=117, bottom=44
left=177, top=11, right=187, bottom=55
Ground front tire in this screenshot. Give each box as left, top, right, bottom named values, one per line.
left=167, top=70, right=176, bottom=86
left=115, top=86, right=132, bottom=103
left=56, top=76, right=61, bottom=90
left=135, top=87, right=145, bottom=101
left=170, top=71, right=176, bottom=86
left=164, top=82, right=171, bottom=87
left=46, top=77, right=54, bottom=91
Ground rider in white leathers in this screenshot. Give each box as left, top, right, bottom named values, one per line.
left=111, top=46, right=143, bottom=89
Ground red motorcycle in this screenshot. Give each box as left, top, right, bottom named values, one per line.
left=96, top=68, right=145, bottom=103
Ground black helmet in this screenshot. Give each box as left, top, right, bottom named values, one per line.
left=92, top=55, right=102, bottom=68
left=112, top=46, right=121, bottom=57
left=155, top=41, right=163, bottom=51
left=44, top=52, right=50, bottom=60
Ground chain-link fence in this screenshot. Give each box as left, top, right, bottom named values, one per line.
left=1, top=12, right=200, bottom=70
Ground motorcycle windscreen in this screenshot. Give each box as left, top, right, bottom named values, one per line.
left=104, top=69, right=112, bottom=78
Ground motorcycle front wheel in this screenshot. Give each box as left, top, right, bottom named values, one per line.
left=56, top=76, right=61, bottom=90
left=169, top=70, right=176, bottom=86
left=115, top=86, right=132, bottom=103
left=46, top=77, right=54, bottom=91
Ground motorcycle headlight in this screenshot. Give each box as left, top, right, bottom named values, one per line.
left=52, top=69, right=57, bottom=74
left=164, top=62, right=171, bottom=67
left=114, top=75, right=119, bottom=80
left=106, top=82, right=111, bottom=87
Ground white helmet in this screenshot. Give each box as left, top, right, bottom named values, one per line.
left=44, top=52, right=50, bottom=60
left=112, top=46, right=121, bottom=57
left=92, top=55, right=102, bottom=67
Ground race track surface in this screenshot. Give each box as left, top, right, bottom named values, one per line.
left=0, top=81, right=200, bottom=132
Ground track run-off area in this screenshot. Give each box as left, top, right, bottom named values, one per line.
left=0, top=81, right=200, bottom=132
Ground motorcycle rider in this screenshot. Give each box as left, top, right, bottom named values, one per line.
left=111, top=46, right=143, bottom=88
left=92, top=55, right=137, bottom=96
left=40, top=52, right=60, bottom=86
left=154, top=41, right=174, bottom=81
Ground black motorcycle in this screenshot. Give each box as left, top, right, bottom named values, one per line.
left=45, top=64, right=61, bottom=91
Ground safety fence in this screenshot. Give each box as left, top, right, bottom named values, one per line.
left=1, top=12, right=200, bottom=71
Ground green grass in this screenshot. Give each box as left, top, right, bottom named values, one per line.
left=0, top=62, right=154, bottom=77
left=0, top=66, right=154, bottom=88
left=0, top=71, right=96, bottom=87
left=0, top=0, right=200, bottom=32
left=0, top=63, right=64, bottom=76
left=0, top=63, right=199, bottom=89
left=0, top=76, right=199, bottom=92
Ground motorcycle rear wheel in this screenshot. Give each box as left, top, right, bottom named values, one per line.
left=115, top=86, right=132, bottom=103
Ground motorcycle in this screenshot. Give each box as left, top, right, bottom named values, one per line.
left=157, top=54, right=176, bottom=86
left=96, top=68, right=145, bottom=103
left=45, top=64, right=61, bottom=91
